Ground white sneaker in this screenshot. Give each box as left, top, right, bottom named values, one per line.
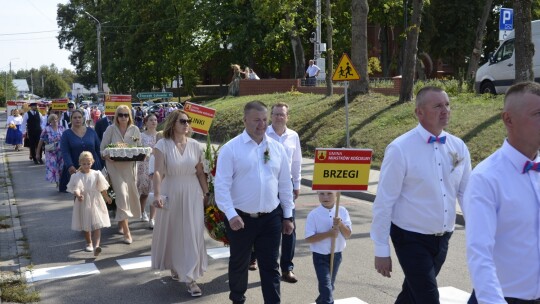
left=141, top=212, right=149, bottom=222
left=149, top=219, right=155, bottom=229
left=85, top=244, right=93, bottom=252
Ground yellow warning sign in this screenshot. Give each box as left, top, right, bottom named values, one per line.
left=332, top=53, right=360, bottom=81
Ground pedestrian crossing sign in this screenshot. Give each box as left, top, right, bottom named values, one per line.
left=332, top=53, right=360, bottom=81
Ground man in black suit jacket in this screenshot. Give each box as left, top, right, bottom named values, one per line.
left=94, top=115, right=112, bottom=142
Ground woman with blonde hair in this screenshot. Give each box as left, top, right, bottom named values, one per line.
left=100, top=105, right=142, bottom=244
left=151, top=110, right=209, bottom=296
left=228, top=64, right=242, bottom=96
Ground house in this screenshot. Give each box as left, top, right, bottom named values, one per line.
left=13, top=79, right=30, bottom=98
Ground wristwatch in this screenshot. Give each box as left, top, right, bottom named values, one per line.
left=205, top=192, right=211, bottom=197
left=283, top=217, right=294, bottom=222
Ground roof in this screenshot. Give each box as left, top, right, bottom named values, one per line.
left=13, top=79, right=29, bottom=92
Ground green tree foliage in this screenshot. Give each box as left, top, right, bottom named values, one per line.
left=43, top=74, right=70, bottom=98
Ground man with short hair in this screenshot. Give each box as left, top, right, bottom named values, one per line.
left=215, top=100, right=294, bottom=304
left=21, top=102, right=44, bottom=164
left=465, top=81, right=540, bottom=304
left=264, top=102, right=302, bottom=283
left=305, top=59, right=321, bottom=86
left=371, top=86, right=471, bottom=303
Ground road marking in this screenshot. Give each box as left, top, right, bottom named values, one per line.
left=312, top=298, right=367, bottom=304
left=207, top=247, right=230, bottom=259
left=25, top=263, right=99, bottom=283
left=439, top=286, right=471, bottom=303
left=116, top=256, right=151, bottom=270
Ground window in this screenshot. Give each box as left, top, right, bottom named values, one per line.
left=494, top=39, right=515, bottom=62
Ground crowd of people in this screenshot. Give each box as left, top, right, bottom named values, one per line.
left=4, top=81, right=540, bottom=303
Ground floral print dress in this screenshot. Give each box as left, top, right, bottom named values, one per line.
left=40, top=125, right=65, bottom=183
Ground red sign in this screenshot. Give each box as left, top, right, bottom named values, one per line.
left=105, top=95, right=132, bottom=116
left=183, top=102, right=216, bottom=135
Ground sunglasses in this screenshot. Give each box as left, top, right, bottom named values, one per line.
left=178, top=119, right=192, bottom=125
left=118, top=113, right=130, bottom=118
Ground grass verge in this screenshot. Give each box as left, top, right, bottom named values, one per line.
left=0, top=273, right=40, bottom=303
left=203, top=90, right=504, bottom=169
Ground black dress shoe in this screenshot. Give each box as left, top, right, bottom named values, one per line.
left=38, top=159, right=44, bottom=164
left=33, top=159, right=39, bottom=165
left=281, top=271, right=298, bottom=283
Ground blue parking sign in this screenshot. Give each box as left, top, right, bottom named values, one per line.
left=499, top=8, right=513, bottom=31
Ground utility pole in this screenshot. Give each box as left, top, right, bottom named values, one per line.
left=315, top=0, right=322, bottom=60
left=84, top=11, right=104, bottom=94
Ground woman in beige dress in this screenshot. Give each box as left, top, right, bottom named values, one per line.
left=151, top=110, right=209, bottom=297
left=100, top=105, right=141, bottom=244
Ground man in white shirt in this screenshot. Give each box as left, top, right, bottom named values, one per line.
left=215, top=100, right=294, bottom=304
left=370, top=86, right=471, bottom=303
left=266, top=102, right=302, bottom=283
left=305, top=59, right=320, bottom=86
left=464, top=82, right=540, bottom=304
left=60, top=102, right=75, bottom=129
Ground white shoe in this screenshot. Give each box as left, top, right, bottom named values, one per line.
left=141, top=212, right=149, bottom=222
left=85, top=244, right=93, bottom=252
left=149, top=219, right=155, bottom=229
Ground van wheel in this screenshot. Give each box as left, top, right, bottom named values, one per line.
left=480, top=82, right=496, bottom=94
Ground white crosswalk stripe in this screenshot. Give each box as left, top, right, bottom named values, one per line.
left=25, top=263, right=100, bottom=283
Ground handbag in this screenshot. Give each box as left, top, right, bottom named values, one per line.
left=45, top=142, right=56, bottom=152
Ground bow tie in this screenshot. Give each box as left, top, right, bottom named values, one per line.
left=522, top=161, right=540, bottom=174
left=427, top=136, right=446, bottom=144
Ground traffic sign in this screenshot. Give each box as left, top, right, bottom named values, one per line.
left=136, top=92, right=173, bottom=99
left=183, top=102, right=216, bottom=136
left=499, top=8, right=513, bottom=31
left=312, top=148, right=372, bottom=191
left=332, top=53, right=360, bottom=81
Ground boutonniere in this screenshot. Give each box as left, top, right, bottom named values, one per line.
left=131, top=135, right=140, bottom=143
left=264, top=147, right=270, bottom=164
left=449, top=152, right=463, bottom=172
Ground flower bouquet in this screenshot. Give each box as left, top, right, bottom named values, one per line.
left=203, top=135, right=229, bottom=246
left=104, top=142, right=152, bottom=161
left=8, top=123, right=16, bottom=129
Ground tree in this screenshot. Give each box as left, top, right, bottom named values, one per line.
left=43, top=74, right=70, bottom=99
left=467, top=0, right=494, bottom=90
left=325, top=0, right=333, bottom=96
left=514, top=0, right=534, bottom=82
left=399, top=0, right=424, bottom=103
left=350, top=0, right=369, bottom=95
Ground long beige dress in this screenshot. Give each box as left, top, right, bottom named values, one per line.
left=100, top=124, right=141, bottom=221
left=151, top=138, right=207, bottom=282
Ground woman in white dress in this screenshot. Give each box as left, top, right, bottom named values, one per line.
left=151, top=110, right=209, bottom=297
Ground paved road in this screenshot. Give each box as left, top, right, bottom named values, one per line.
left=0, top=112, right=473, bottom=304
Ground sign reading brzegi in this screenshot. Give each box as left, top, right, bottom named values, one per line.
left=183, top=102, right=216, bottom=135
left=312, top=148, right=372, bottom=191
left=105, top=95, right=132, bottom=116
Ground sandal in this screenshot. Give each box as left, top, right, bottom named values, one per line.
left=171, top=270, right=179, bottom=281
left=187, top=281, right=202, bottom=297
left=94, top=246, right=102, bottom=257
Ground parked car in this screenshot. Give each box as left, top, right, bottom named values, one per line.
left=144, top=102, right=183, bottom=115
left=475, top=19, right=540, bottom=94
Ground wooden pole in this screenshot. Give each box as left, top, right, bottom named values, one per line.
left=329, top=192, right=341, bottom=276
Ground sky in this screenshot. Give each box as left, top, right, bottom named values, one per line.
left=0, top=0, right=73, bottom=73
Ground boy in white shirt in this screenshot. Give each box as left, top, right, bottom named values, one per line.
left=305, top=191, right=352, bottom=304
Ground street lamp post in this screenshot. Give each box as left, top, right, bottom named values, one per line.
left=84, top=11, right=104, bottom=94
left=5, top=58, right=19, bottom=101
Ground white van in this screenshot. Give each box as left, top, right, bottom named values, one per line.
left=475, top=20, right=540, bottom=94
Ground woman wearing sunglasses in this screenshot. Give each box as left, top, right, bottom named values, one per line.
left=100, top=105, right=142, bottom=244
left=150, top=110, right=209, bottom=297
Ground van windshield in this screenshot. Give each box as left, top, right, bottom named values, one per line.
left=494, top=39, right=514, bottom=62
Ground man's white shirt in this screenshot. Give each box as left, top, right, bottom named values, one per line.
left=266, top=125, right=302, bottom=191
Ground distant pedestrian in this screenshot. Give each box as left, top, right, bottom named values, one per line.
left=36, top=114, right=65, bottom=187
left=305, top=191, right=352, bottom=304
left=5, top=109, right=23, bottom=151
left=305, top=60, right=320, bottom=86
left=21, top=102, right=44, bottom=164
left=464, top=81, right=540, bottom=303
left=67, top=151, right=112, bottom=256
left=137, top=114, right=158, bottom=229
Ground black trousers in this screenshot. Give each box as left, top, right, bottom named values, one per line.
left=226, top=207, right=282, bottom=304
left=468, top=290, right=540, bottom=304
left=390, top=223, right=452, bottom=304
left=27, top=129, right=41, bottom=161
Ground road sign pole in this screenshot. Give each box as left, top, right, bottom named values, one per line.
left=345, top=81, right=350, bottom=148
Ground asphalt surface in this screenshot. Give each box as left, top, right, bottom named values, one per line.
left=0, top=111, right=472, bottom=304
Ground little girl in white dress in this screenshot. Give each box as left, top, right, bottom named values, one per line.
left=67, top=151, right=112, bottom=256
